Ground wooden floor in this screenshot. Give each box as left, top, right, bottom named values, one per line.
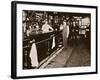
left=45, top=39, right=91, bottom=68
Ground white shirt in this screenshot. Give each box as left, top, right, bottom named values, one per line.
left=42, top=24, right=53, bottom=32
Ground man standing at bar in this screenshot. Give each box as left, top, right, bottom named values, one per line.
left=62, top=20, right=69, bottom=49
left=41, top=20, right=54, bottom=55
left=42, top=20, right=54, bottom=33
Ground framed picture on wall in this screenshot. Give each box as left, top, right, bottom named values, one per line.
left=11, top=1, right=98, bottom=79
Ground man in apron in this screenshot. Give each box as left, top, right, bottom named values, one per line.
left=62, top=21, right=69, bottom=49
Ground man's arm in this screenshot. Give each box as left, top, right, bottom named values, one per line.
left=49, top=25, right=54, bottom=31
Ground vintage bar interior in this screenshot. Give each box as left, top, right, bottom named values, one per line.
left=22, top=10, right=91, bottom=69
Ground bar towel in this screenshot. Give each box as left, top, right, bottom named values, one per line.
left=29, top=43, right=39, bottom=67
left=52, top=36, right=55, bottom=49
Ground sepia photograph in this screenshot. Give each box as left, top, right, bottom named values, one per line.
left=11, top=1, right=97, bottom=79
left=22, top=10, right=91, bottom=69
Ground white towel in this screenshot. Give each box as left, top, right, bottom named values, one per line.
left=52, top=36, right=55, bottom=49
left=67, top=25, right=69, bottom=38
left=29, top=43, right=39, bottom=67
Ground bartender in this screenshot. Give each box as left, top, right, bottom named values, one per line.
left=42, top=20, right=54, bottom=54
left=42, top=20, right=54, bottom=32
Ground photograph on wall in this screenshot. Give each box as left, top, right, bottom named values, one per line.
left=11, top=1, right=97, bottom=79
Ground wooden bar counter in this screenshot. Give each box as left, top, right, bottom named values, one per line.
left=23, top=30, right=62, bottom=69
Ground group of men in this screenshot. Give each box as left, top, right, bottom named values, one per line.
left=25, top=20, right=70, bottom=49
